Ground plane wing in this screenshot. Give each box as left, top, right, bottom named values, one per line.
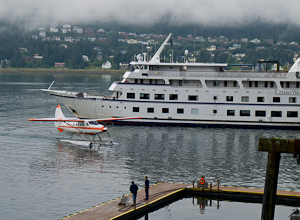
left=28, top=118, right=84, bottom=122
left=28, top=117, right=141, bottom=122
left=95, top=117, right=142, bottom=122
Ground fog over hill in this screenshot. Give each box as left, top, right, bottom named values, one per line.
left=1, top=0, right=299, bottom=28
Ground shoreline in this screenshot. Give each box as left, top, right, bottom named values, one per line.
left=0, top=68, right=124, bottom=74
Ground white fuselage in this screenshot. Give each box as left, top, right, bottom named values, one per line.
left=55, top=121, right=107, bottom=134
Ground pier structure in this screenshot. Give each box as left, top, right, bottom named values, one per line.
left=61, top=182, right=300, bottom=220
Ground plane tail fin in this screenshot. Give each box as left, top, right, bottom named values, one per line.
left=55, top=105, right=65, bottom=132
left=55, top=105, right=66, bottom=119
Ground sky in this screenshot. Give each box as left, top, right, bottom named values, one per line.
left=1, top=0, right=299, bottom=28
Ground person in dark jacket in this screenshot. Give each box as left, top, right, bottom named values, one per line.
left=144, top=176, right=150, bottom=200
left=130, top=181, right=138, bottom=205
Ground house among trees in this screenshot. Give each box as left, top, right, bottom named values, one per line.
left=101, top=61, right=112, bottom=69
left=97, top=28, right=106, bottom=35
left=119, top=62, right=129, bottom=69
left=55, top=62, right=65, bottom=67
left=73, top=26, right=83, bottom=34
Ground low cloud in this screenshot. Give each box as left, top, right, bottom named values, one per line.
left=1, top=0, right=299, bottom=28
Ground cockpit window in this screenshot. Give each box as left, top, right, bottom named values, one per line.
left=88, top=121, right=98, bottom=125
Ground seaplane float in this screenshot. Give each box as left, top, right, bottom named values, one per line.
left=28, top=105, right=141, bottom=149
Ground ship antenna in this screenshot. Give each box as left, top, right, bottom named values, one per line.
left=150, top=33, right=173, bottom=64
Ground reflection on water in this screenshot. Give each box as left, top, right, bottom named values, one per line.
left=1, top=72, right=300, bottom=220
left=137, top=197, right=293, bottom=220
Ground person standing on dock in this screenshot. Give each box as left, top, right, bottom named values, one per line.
left=130, top=181, right=138, bottom=205
left=145, top=176, right=149, bottom=200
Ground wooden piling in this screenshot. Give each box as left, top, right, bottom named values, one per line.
left=258, top=138, right=300, bottom=220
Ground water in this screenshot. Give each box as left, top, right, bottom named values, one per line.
left=0, top=72, right=299, bottom=219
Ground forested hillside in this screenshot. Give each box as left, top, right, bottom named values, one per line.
left=0, top=22, right=299, bottom=70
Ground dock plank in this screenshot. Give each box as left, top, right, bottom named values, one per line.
left=62, top=182, right=189, bottom=220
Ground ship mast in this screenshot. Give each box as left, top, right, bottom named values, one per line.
left=150, top=33, right=172, bottom=64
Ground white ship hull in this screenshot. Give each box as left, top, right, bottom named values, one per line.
left=44, top=33, right=300, bottom=129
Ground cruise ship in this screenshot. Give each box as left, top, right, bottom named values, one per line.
left=43, top=33, right=300, bottom=129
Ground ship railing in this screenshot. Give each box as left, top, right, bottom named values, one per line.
left=84, top=92, right=114, bottom=99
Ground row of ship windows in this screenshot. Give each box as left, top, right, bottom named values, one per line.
left=132, top=107, right=298, bottom=117
left=127, top=92, right=297, bottom=103
left=133, top=79, right=300, bottom=89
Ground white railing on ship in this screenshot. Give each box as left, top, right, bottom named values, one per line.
left=84, top=93, right=114, bottom=99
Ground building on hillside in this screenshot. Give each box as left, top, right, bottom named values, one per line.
left=82, top=55, right=90, bottom=62
left=126, top=39, right=138, bottom=44
left=265, top=39, right=274, bottom=44
left=207, top=45, right=216, bottom=51
left=33, top=54, right=43, bottom=61
left=119, top=62, right=129, bottom=69
left=97, top=28, right=106, bottom=35
left=250, top=38, right=261, bottom=44
left=53, top=36, right=61, bottom=41
left=64, top=36, right=74, bottom=42
left=55, top=62, right=65, bottom=67
left=73, top=26, right=83, bottom=34
left=50, top=27, right=59, bottom=33
left=241, top=38, right=248, bottom=43
left=39, top=31, right=46, bottom=38
left=101, top=61, right=112, bottom=69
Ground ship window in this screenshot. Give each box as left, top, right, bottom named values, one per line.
left=271, top=111, right=282, bottom=117
left=289, top=97, right=297, bottom=103
left=226, top=96, right=233, bottom=101
left=234, top=81, right=238, bottom=87
left=224, top=81, right=227, bottom=87
left=213, top=81, right=219, bottom=86
left=147, top=107, right=154, bottom=113
left=273, top=97, right=280, bottom=102
left=297, top=82, right=300, bottom=88
left=169, top=94, right=178, bottom=100
left=270, top=82, right=274, bottom=87
left=213, top=96, right=218, bottom=100
left=241, top=96, right=249, bottom=102
left=213, top=110, right=217, bottom=114
left=255, top=111, right=266, bottom=117
left=155, top=94, right=165, bottom=100
left=280, top=82, right=284, bottom=88
left=257, top=97, right=265, bottom=102
left=255, top=81, right=258, bottom=87
left=191, top=108, right=199, bottom=114
left=133, top=107, right=139, bottom=112
left=177, top=108, right=184, bottom=114
left=240, top=110, right=250, bottom=116
left=287, top=111, right=298, bottom=117
left=127, top=93, right=135, bottom=99
left=265, top=82, right=268, bottom=87
left=286, top=82, right=290, bottom=88
left=162, top=108, right=169, bottom=113
left=140, top=93, right=150, bottom=99
left=188, top=95, right=198, bottom=101
left=227, top=110, right=235, bottom=116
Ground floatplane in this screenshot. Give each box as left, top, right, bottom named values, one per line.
left=28, top=105, right=141, bottom=148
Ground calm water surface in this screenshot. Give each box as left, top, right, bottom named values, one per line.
left=0, top=72, right=299, bottom=219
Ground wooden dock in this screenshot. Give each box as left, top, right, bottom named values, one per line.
left=61, top=182, right=190, bottom=220
left=61, top=182, right=300, bottom=220
left=188, top=185, right=300, bottom=206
